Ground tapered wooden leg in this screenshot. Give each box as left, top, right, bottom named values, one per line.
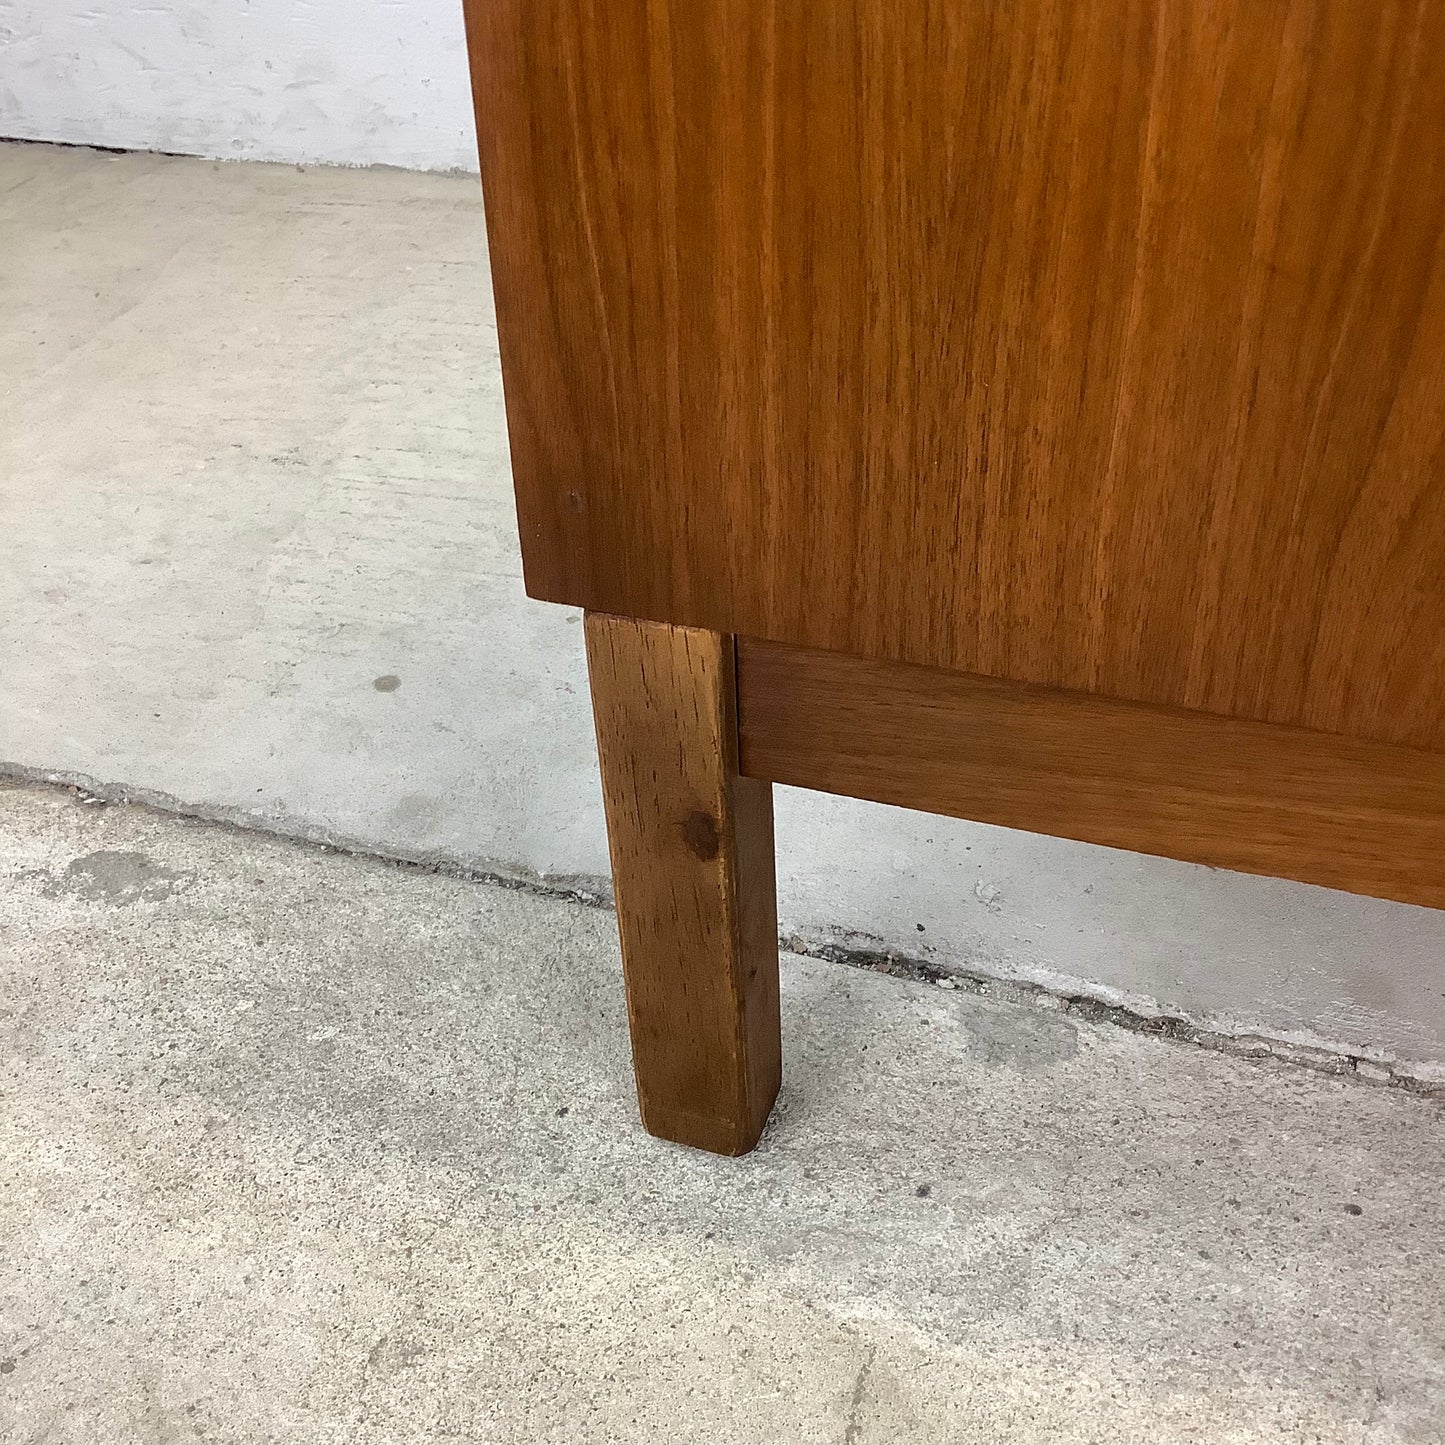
left=584, top=612, right=781, bottom=1155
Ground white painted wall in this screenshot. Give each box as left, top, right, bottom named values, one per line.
left=0, top=0, right=478, bottom=171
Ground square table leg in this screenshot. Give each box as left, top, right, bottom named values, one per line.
left=584, top=612, right=781, bottom=1154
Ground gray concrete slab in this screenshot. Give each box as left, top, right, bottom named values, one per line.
left=2, top=779, right=1444, bottom=1442
left=4, top=140, right=1445, bottom=1079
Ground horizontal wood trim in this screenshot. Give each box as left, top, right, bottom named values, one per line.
left=736, top=639, right=1445, bottom=911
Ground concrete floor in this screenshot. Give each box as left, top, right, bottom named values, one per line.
left=2, top=780, right=1444, bottom=1442
left=5, top=140, right=1445, bottom=1076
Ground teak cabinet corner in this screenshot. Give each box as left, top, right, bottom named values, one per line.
left=463, top=0, right=1445, bottom=1153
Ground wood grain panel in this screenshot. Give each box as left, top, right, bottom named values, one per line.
left=586, top=614, right=780, bottom=1154
left=465, top=0, right=1445, bottom=750
left=737, top=637, right=1445, bottom=910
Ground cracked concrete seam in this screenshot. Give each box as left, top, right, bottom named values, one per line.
left=3, top=762, right=1440, bottom=1101
left=842, top=1343, right=877, bottom=1445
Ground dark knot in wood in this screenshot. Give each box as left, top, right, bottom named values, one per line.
left=681, top=810, right=721, bottom=862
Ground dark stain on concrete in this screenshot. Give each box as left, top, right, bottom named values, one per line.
left=386, top=793, right=442, bottom=831
left=373, top=674, right=401, bottom=693
left=682, top=810, right=720, bottom=862
left=967, top=1010, right=1080, bottom=1073
left=46, top=850, right=192, bottom=905
left=365, top=1330, right=424, bottom=1377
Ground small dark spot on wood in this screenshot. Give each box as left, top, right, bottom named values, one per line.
left=565, top=488, right=586, bottom=514
left=682, top=810, right=720, bottom=861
